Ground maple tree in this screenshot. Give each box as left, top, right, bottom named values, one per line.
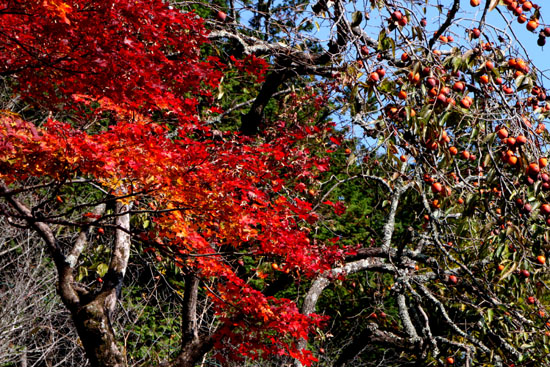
left=3, top=0, right=550, bottom=367
left=0, top=1, right=338, bottom=366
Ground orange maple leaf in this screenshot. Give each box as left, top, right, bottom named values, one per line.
left=42, top=0, right=72, bottom=24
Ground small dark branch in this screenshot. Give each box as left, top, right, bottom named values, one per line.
left=484, top=329, right=522, bottom=360
left=334, top=322, right=415, bottom=367
left=0, top=64, right=37, bottom=76
left=346, top=246, right=429, bottom=263
left=0, top=180, right=56, bottom=196
left=0, top=181, right=79, bottom=307
left=435, top=337, right=474, bottom=360
left=207, top=87, right=293, bottom=125
left=395, top=226, right=414, bottom=262
left=361, top=174, right=393, bottom=193
left=428, top=0, right=460, bottom=49
left=44, top=187, right=152, bottom=222
left=314, top=0, right=348, bottom=65
left=314, top=175, right=360, bottom=212
left=417, top=284, right=491, bottom=354
left=478, top=0, right=495, bottom=30
left=229, top=0, right=236, bottom=23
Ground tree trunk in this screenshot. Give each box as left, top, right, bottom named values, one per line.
left=71, top=291, right=126, bottom=367
left=172, top=273, right=215, bottom=367
left=172, top=336, right=213, bottom=367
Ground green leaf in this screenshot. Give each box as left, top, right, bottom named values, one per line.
left=378, top=79, right=395, bottom=93
left=486, top=167, right=496, bottom=183
left=76, top=266, right=88, bottom=282
left=351, top=11, right=363, bottom=27
left=97, top=263, right=109, bottom=277
left=439, top=111, right=450, bottom=126
left=500, top=262, right=517, bottom=281
left=534, top=180, right=541, bottom=195
left=462, top=49, right=475, bottom=64
left=388, top=37, right=396, bottom=59
left=377, top=30, right=387, bottom=51
left=494, top=242, right=506, bottom=258
left=452, top=56, right=462, bottom=72
left=482, top=132, right=496, bottom=144
left=483, top=154, right=492, bottom=169
left=515, top=74, right=526, bottom=88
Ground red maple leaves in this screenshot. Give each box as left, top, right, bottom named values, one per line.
left=0, top=0, right=221, bottom=117
left=0, top=1, right=344, bottom=364
left=213, top=277, right=326, bottom=366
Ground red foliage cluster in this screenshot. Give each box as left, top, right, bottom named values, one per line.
left=230, top=54, right=269, bottom=82
left=213, top=276, right=326, bottom=366
left=0, top=0, right=222, bottom=117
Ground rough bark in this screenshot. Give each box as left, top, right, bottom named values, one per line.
left=71, top=292, right=126, bottom=367
left=171, top=336, right=214, bottom=367
left=104, top=201, right=131, bottom=314
left=240, top=70, right=290, bottom=136
left=181, top=274, right=199, bottom=345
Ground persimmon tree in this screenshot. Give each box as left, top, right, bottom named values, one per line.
left=205, top=0, right=550, bottom=366
left=3, top=0, right=550, bottom=367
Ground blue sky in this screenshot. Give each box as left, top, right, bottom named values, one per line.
left=300, top=0, right=549, bottom=82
